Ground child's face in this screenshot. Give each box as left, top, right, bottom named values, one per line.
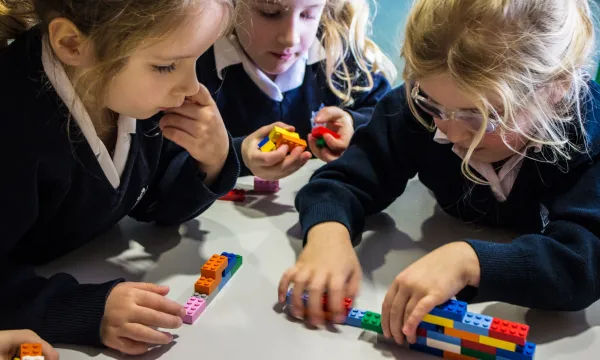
left=105, top=1, right=227, bottom=119
left=418, top=74, right=533, bottom=164
left=235, top=0, right=326, bottom=78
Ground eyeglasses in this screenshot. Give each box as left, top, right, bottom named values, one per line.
left=411, top=82, right=498, bottom=133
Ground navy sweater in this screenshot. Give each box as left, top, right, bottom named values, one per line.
left=296, top=84, right=600, bottom=311
left=196, top=46, right=392, bottom=176
left=0, top=29, right=239, bottom=346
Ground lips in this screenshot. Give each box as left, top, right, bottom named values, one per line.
left=270, top=51, right=294, bottom=60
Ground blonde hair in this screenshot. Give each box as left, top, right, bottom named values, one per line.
left=0, top=0, right=233, bottom=138
left=320, top=0, right=397, bottom=106
left=402, top=0, right=595, bottom=183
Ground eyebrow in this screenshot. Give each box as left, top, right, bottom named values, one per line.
left=254, top=0, right=324, bottom=7
left=419, top=86, right=479, bottom=112
left=153, top=54, right=198, bottom=62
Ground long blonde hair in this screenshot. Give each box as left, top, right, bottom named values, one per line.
left=402, top=0, right=595, bottom=183
left=320, top=0, right=397, bottom=106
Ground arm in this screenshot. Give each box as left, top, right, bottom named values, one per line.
left=129, top=133, right=239, bottom=225
left=462, top=160, right=600, bottom=310
left=344, top=71, right=392, bottom=129
left=295, top=87, right=427, bottom=245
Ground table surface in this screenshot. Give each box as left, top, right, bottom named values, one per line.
left=37, top=159, right=600, bottom=360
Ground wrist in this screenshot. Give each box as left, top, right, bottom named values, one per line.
left=454, top=241, right=481, bottom=287
left=306, top=222, right=351, bottom=246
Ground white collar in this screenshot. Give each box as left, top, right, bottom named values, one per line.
left=213, top=34, right=326, bottom=101
left=433, top=129, right=543, bottom=156
left=41, top=37, right=136, bottom=189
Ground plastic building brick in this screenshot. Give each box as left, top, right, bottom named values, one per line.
left=259, top=137, right=277, bottom=152
left=254, top=177, right=280, bottom=193
left=479, top=334, right=517, bottom=352
left=418, top=321, right=443, bottom=332
left=19, top=344, right=42, bottom=357
left=22, top=357, right=45, bottom=360
left=461, top=339, right=496, bottom=355
left=423, top=313, right=454, bottom=328
left=489, top=318, right=529, bottom=346
left=231, top=254, right=242, bottom=275
left=194, top=276, right=218, bottom=295
left=416, top=336, right=427, bottom=345
left=426, top=337, right=461, bottom=354
left=218, top=189, right=246, bottom=202
left=443, top=351, right=477, bottom=360
left=430, top=299, right=467, bottom=322
left=409, top=343, right=444, bottom=357
left=426, top=330, right=461, bottom=346
left=275, top=133, right=307, bottom=152
left=417, top=327, right=427, bottom=337
left=268, top=126, right=298, bottom=143
left=315, top=137, right=327, bottom=148
left=182, top=296, right=207, bottom=324
left=461, top=347, right=495, bottom=360
left=444, top=327, right=480, bottom=342
left=345, top=308, right=366, bottom=327
left=496, top=342, right=536, bottom=360
left=360, top=311, right=383, bottom=334
left=219, top=272, right=232, bottom=290
left=311, top=126, right=341, bottom=139
left=221, top=252, right=237, bottom=277
left=453, top=312, right=492, bottom=336
left=201, top=254, right=228, bottom=279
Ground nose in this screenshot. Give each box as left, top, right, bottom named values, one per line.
left=276, top=16, right=300, bottom=47
left=173, top=69, right=200, bottom=98
left=443, top=119, right=472, bottom=146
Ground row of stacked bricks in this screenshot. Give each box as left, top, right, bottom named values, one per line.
left=258, top=126, right=307, bottom=153
left=14, top=343, right=44, bottom=360
left=181, top=252, right=243, bottom=324
left=411, top=300, right=537, bottom=360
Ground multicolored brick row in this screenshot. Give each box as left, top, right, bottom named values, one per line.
left=181, top=252, right=243, bottom=324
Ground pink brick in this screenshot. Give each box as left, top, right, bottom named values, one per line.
left=182, top=296, right=206, bottom=324
left=254, top=177, right=280, bottom=193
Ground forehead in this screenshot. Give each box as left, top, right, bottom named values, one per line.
left=418, top=74, right=477, bottom=109
left=250, top=0, right=326, bottom=7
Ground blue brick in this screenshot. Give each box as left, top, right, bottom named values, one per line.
left=218, top=272, right=232, bottom=290
left=453, top=312, right=493, bottom=336
left=418, top=321, right=442, bottom=332
left=345, top=308, right=366, bottom=327
left=416, top=336, right=427, bottom=345
left=496, top=357, right=512, bottom=360
left=426, top=330, right=461, bottom=345
left=258, top=136, right=270, bottom=148
left=221, top=252, right=237, bottom=277
left=496, top=342, right=536, bottom=360
left=409, top=343, right=443, bottom=357
left=429, top=299, right=467, bottom=322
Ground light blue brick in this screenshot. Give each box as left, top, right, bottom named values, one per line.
left=345, top=308, right=366, bottom=327
left=426, top=330, right=461, bottom=345
left=453, top=312, right=492, bottom=336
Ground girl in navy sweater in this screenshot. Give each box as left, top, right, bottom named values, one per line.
left=279, top=0, right=600, bottom=345
left=196, top=0, right=397, bottom=179
left=0, top=0, right=238, bottom=354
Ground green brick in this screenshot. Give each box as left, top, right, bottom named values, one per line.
left=231, top=254, right=243, bottom=275
left=461, top=347, right=495, bottom=360
left=361, top=311, right=383, bottom=334
left=316, top=137, right=327, bottom=148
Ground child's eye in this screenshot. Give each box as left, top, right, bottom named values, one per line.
left=259, top=10, right=280, bottom=18
left=152, top=63, right=176, bottom=74
left=301, top=11, right=317, bottom=20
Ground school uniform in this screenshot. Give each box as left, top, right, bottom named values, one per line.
left=295, top=84, right=600, bottom=311
left=0, top=28, right=239, bottom=346
left=196, top=35, right=392, bottom=176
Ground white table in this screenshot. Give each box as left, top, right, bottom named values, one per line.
left=38, top=159, right=600, bottom=359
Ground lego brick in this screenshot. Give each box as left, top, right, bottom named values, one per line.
left=20, top=344, right=42, bottom=357
left=423, top=313, right=454, bottom=328
left=345, top=308, right=366, bottom=327
left=320, top=293, right=353, bottom=314
left=284, top=288, right=309, bottom=306
left=496, top=342, right=536, bottom=360
left=275, top=133, right=307, bottom=152
left=258, top=136, right=270, bottom=148
left=221, top=252, right=237, bottom=277
left=22, top=357, right=45, bottom=360
left=182, top=296, right=206, bottom=324
left=218, top=189, right=246, bottom=202
left=315, top=137, right=327, bottom=148
left=254, top=177, right=280, bottom=193
left=489, top=318, right=529, bottom=346
left=416, top=336, right=427, bottom=345
left=418, top=321, right=443, bottom=332
left=231, top=254, right=242, bottom=275
left=311, top=125, right=341, bottom=139
left=201, top=254, right=228, bottom=279
left=268, top=126, right=298, bottom=143
left=461, top=339, right=496, bottom=355
left=427, top=337, right=461, bottom=354
left=194, top=276, right=218, bottom=295
left=443, top=351, right=477, bottom=360
left=427, top=330, right=461, bottom=346
left=259, top=139, right=277, bottom=152
left=461, top=346, right=496, bottom=360
left=219, top=271, right=232, bottom=290
left=430, top=299, right=468, bottom=322
left=444, top=327, right=480, bottom=342
left=453, top=312, right=492, bottom=336
left=361, top=311, right=383, bottom=334
left=409, top=343, right=444, bottom=357
left=479, top=334, right=517, bottom=352
left=417, top=327, right=427, bottom=337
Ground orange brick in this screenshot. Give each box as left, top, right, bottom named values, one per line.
left=444, top=326, right=480, bottom=342
left=443, top=351, right=476, bottom=360
left=20, top=343, right=42, bottom=356
left=276, top=134, right=307, bottom=152
left=201, top=254, right=228, bottom=279
left=194, top=276, right=219, bottom=295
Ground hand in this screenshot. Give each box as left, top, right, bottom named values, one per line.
left=241, top=122, right=312, bottom=180
left=0, top=329, right=58, bottom=360
left=160, top=84, right=229, bottom=184
left=101, top=282, right=185, bottom=355
left=381, top=242, right=481, bottom=345
left=308, top=107, right=354, bottom=163
left=278, top=222, right=362, bottom=326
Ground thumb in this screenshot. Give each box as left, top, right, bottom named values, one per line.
left=186, top=82, right=215, bottom=107
left=127, top=282, right=170, bottom=295
left=314, top=106, right=346, bottom=124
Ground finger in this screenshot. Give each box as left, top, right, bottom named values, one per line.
left=278, top=147, right=310, bottom=177
left=317, top=147, right=340, bottom=163
left=135, top=292, right=184, bottom=318
left=125, top=283, right=170, bottom=295
left=381, top=282, right=398, bottom=338
left=403, top=295, right=438, bottom=342
left=291, top=268, right=312, bottom=318
left=322, top=134, right=347, bottom=153
left=278, top=267, right=297, bottom=303
left=112, top=336, right=150, bottom=355
left=346, top=267, right=362, bottom=299
left=307, top=134, right=321, bottom=157
left=160, top=115, right=200, bottom=139
left=41, top=341, right=60, bottom=360
left=306, top=271, right=328, bottom=325
left=122, top=323, right=174, bottom=345
left=403, top=295, right=421, bottom=343
left=162, top=127, right=196, bottom=152
left=254, top=145, right=289, bottom=167
left=187, top=82, right=215, bottom=107
left=314, top=106, right=346, bottom=124
left=328, top=273, right=347, bottom=323
left=131, top=306, right=183, bottom=329
left=390, top=290, right=410, bottom=344
left=163, top=100, right=202, bottom=121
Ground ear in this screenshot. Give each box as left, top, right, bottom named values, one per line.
left=47, top=17, right=95, bottom=67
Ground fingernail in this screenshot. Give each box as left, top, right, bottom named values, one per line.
left=180, top=308, right=186, bottom=318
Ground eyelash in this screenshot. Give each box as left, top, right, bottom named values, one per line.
left=258, top=10, right=317, bottom=20
left=152, top=63, right=177, bottom=74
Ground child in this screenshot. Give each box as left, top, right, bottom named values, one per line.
left=0, top=0, right=238, bottom=355
left=196, top=0, right=397, bottom=180
left=279, top=0, right=600, bottom=345
left=0, top=330, right=58, bottom=360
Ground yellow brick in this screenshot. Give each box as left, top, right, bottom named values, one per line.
left=479, top=335, right=517, bottom=351
left=422, top=314, right=454, bottom=328
left=259, top=140, right=276, bottom=152
left=269, top=126, right=294, bottom=143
